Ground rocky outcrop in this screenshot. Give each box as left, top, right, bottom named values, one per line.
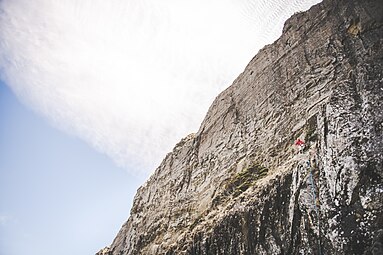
left=98, top=0, right=383, bottom=254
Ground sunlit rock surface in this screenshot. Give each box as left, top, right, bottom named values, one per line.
left=98, top=0, right=383, bottom=254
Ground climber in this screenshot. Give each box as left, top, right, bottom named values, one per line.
left=295, top=138, right=305, bottom=146
left=295, top=138, right=305, bottom=153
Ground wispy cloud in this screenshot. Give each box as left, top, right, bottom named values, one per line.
left=0, top=0, right=321, bottom=173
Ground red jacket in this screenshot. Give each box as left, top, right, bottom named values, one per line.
left=295, top=139, right=305, bottom=146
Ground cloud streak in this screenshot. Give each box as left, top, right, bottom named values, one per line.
left=0, top=0, right=321, bottom=173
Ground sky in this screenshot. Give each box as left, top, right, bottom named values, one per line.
left=0, top=81, right=146, bottom=255
left=0, top=0, right=321, bottom=254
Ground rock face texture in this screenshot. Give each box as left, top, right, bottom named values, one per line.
left=98, top=0, right=383, bottom=254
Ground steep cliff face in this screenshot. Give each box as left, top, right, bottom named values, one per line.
left=98, top=0, right=383, bottom=254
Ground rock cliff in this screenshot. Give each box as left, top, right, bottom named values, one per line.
left=98, top=0, right=383, bottom=254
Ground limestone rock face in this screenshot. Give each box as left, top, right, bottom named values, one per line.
left=98, top=0, right=383, bottom=254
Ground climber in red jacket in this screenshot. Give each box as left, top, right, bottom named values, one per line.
left=295, top=139, right=305, bottom=146
left=295, top=138, right=305, bottom=154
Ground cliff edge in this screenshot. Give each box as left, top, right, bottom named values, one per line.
left=98, top=0, right=383, bottom=254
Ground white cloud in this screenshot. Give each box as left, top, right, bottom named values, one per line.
left=0, top=0, right=321, bottom=173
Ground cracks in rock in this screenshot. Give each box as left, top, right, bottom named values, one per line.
left=303, top=46, right=313, bottom=70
